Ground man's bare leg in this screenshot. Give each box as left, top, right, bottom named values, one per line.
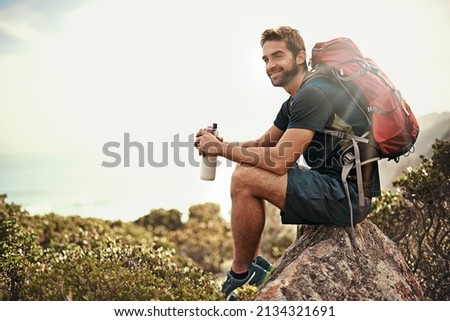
left=230, top=164, right=287, bottom=273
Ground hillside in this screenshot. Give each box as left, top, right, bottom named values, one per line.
left=379, top=112, right=450, bottom=190
left=1, top=140, right=448, bottom=301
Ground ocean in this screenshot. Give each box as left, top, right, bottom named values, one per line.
left=0, top=153, right=233, bottom=222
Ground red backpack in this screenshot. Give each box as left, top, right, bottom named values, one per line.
left=308, top=37, right=420, bottom=227
left=310, top=37, right=420, bottom=160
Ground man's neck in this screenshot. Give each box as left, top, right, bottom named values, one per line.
left=285, top=68, right=307, bottom=97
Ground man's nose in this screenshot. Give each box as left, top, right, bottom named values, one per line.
left=266, top=59, right=276, bottom=71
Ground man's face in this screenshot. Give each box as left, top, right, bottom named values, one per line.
left=262, top=40, right=299, bottom=87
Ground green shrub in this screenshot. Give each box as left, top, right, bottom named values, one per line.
left=369, top=139, right=450, bottom=300
left=0, top=195, right=222, bottom=300
left=134, top=208, right=183, bottom=237
left=23, top=241, right=221, bottom=300
left=0, top=196, right=39, bottom=300
left=167, top=203, right=233, bottom=274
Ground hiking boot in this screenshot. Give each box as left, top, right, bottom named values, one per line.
left=254, top=255, right=276, bottom=274
left=221, top=262, right=271, bottom=301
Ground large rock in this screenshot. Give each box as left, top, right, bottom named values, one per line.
left=256, top=220, right=423, bottom=300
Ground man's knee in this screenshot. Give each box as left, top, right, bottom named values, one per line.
left=230, top=164, right=254, bottom=197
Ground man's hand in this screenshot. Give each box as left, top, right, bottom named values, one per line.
left=194, top=128, right=223, bottom=156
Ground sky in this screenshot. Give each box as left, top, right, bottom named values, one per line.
left=0, top=0, right=449, bottom=220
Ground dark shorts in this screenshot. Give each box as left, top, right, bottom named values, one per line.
left=281, top=167, right=371, bottom=227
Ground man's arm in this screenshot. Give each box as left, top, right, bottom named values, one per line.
left=227, top=125, right=285, bottom=148
left=221, top=128, right=314, bottom=175
left=195, top=126, right=314, bottom=175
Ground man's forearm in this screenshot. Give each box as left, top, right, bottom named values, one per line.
left=218, top=128, right=313, bottom=175
left=238, top=138, right=277, bottom=148
left=241, top=140, right=260, bottom=148
left=220, top=141, right=287, bottom=175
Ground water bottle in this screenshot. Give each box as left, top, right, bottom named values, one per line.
left=200, top=123, right=218, bottom=181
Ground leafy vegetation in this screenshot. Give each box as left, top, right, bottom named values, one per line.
left=369, top=139, right=450, bottom=300
left=135, top=203, right=234, bottom=274
left=0, top=198, right=222, bottom=300
left=0, top=193, right=293, bottom=300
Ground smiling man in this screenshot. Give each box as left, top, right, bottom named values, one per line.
left=195, top=26, right=380, bottom=300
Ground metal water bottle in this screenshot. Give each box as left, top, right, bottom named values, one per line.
left=200, top=123, right=218, bottom=181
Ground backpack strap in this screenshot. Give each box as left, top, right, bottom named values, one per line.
left=332, top=60, right=371, bottom=82
left=323, top=130, right=380, bottom=230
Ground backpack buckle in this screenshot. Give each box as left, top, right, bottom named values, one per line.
left=343, top=152, right=356, bottom=165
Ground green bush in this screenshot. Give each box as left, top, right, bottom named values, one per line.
left=134, top=208, right=183, bottom=237
left=167, top=203, right=233, bottom=274
left=369, top=139, right=450, bottom=300
left=0, top=196, right=222, bottom=300
left=23, top=242, right=221, bottom=300
left=0, top=196, right=39, bottom=300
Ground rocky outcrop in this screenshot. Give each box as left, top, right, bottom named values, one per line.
left=256, top=220, right=424, bottom=300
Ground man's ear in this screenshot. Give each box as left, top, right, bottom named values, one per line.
left=296, top=50, right=306, bottom=65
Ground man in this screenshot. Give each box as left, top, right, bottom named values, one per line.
left=195, top=26, right=380, bottom=300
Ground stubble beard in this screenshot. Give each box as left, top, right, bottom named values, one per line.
left=269, top=61, right=300, bottom=88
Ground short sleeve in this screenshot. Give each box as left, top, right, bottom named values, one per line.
left=273, top=99, right=291, bottom=131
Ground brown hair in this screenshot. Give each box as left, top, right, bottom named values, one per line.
left=260, top=26, right=306, bottom=60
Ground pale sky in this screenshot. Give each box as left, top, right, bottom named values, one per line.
left=1, top=0, right=449, bottom=220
